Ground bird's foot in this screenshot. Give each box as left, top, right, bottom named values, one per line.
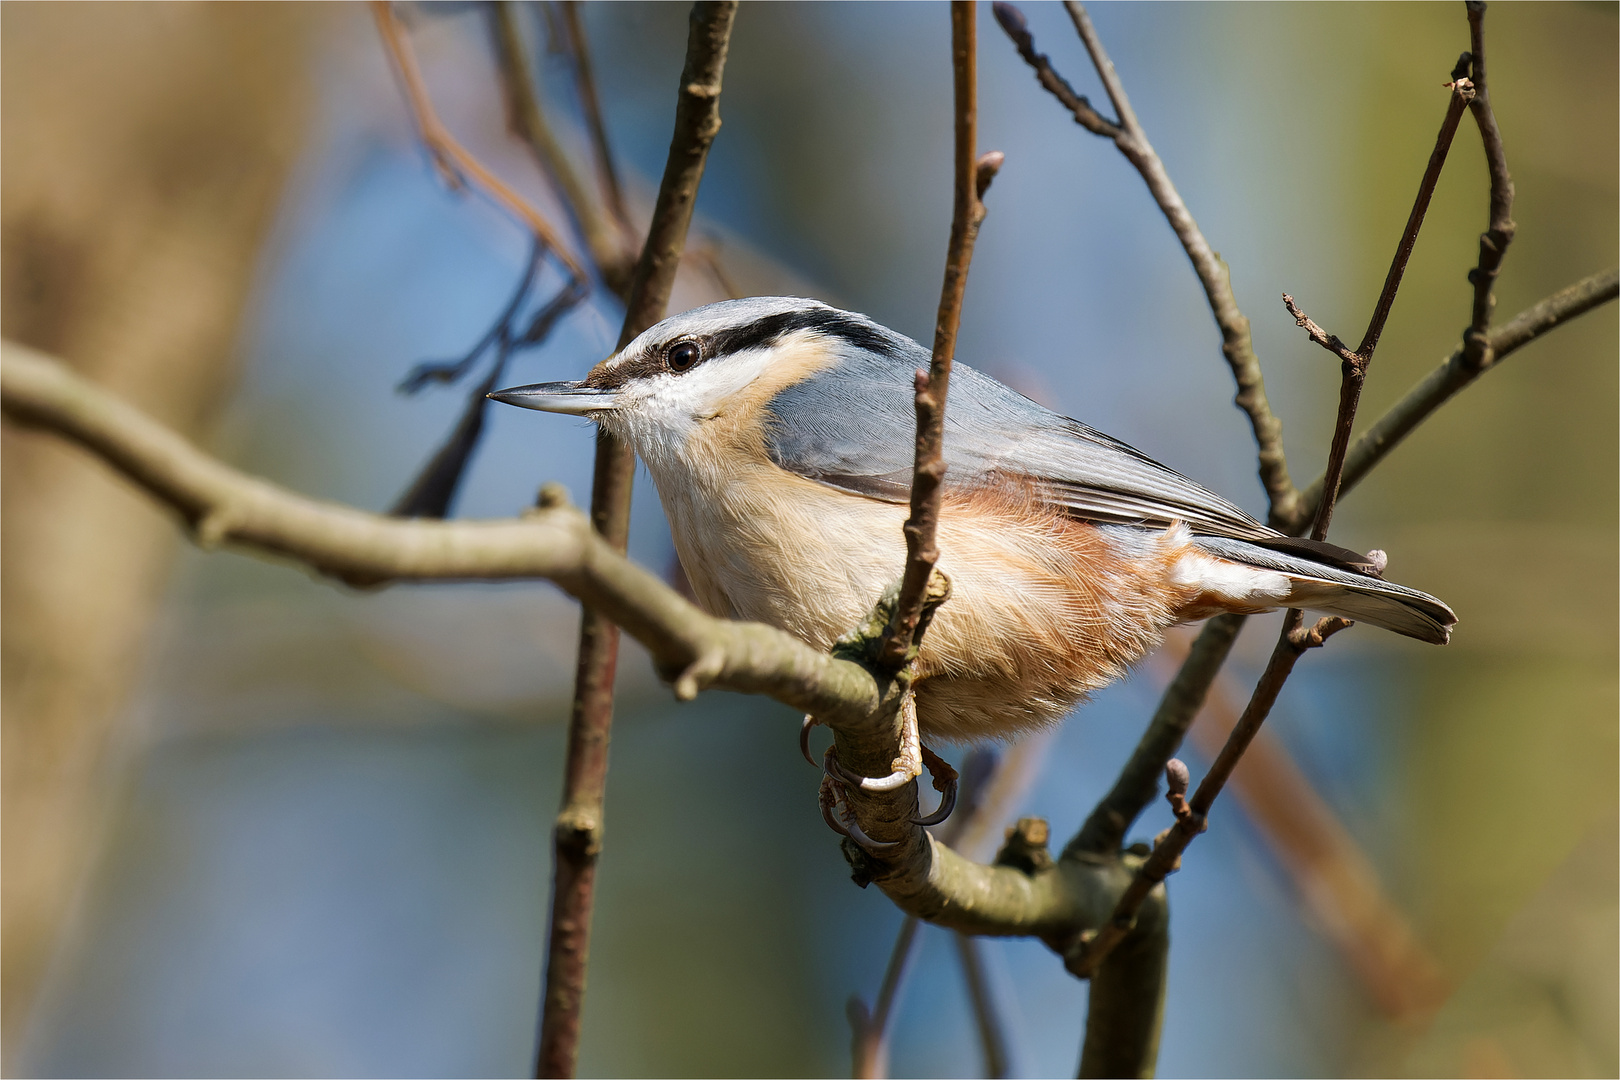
left=819, top=750, right=896, bottom=851
left=850, top=692, right=924, bottom=793
left=807, top=693, right=960, bottom=835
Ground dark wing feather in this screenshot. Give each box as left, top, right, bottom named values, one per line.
left=763, top=341, right=1280, bottom=543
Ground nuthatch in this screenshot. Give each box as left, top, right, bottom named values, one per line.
left=492, top=297, right=1454, bottom=752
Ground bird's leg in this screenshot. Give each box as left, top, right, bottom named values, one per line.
left=853, top=690, right=924, bottom=793
left=910, top=744, right=960, bottom=827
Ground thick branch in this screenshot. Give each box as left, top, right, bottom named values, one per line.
left=995, top=0, right=1301, bottom=527
left=881, top=2, right=1002, bottom=666
left=0, top=344, right=885, bottom=720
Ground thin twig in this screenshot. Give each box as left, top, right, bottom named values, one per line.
left=880, top=1, right=1003, bottom=666
left=994, top=0, right=1301, bottom=527
left=370, top=0, right=585, bottom=283
left=1300, top=267, right=1617, bottom=517
left=560, top=2, right=633, bottom=240
left=490, top=1, right=633, bottom=296
left=1462, top=1, right=1517, bottom=368
left=1069, top=613, right=1246, bottom=856
left=954, top=933, right=1012, bottom=1079
left=1072, top=11, right=1500, bottom=978
left=1288, top=73, right=1473, bottom=541
left=538, top=5, right=736, bottom=1078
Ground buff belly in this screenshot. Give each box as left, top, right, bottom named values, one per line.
left=652, top=461, right=1209, bottom=743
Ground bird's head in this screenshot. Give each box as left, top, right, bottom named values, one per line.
left=489, top=296, right=915, bottom=467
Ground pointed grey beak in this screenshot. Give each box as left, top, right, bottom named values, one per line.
left=487, top=380, right=619, bottom=416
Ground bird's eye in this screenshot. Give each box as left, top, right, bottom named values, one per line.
left=665, top=340, right=702, bottom=373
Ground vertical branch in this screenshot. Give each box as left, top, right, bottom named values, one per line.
left=880, top=1, right=1002, bottom=665
left=1461, top=0, right=1516, bottom=369
left=536, top=5, right=736, bottom=1078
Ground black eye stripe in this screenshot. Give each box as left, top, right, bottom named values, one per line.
left=583, top=306, right=907, bottom=390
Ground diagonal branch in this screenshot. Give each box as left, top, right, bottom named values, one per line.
left=880, top=1, right=1002, bottom=667
left=371, top=0, right=585, bottom=284
left=560, top=2, right=633, bottom=246
left=994, top=0, right=1301, bottom=527
left=489, top=1, right=635, bottom=295
left=1300, top=267, right=1618, bottom=518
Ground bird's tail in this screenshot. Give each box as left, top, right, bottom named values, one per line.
left=1191, top=536, right=1456, bottom=645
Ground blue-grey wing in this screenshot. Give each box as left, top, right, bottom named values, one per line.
left=762, top=341, right=1277, bottom=542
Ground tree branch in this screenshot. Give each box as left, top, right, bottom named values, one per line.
left=1298, top=267, right=1618, bottom=519
left=560, top=2, right=633, bottom=247
left=0, top=340, right=1151, bottom=940
left=539, top=5, right=736, bottom=1077
left=994, top=0, right=1301, bottom=527
left=880, top=1, right=1002, bottom=666
left=370, top=0, right=586, bottom=283
left=1462, top=0, right=1516, bottom=367
left=489, top=1, right=634, bottom=296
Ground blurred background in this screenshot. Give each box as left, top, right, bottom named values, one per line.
left=2, top=3, right=1614, bottom=1077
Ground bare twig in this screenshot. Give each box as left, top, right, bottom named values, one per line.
left=560, top=2, right=633, bottom=241
left=954, top=933, right=1012, bottom=1079
left=1281, top=293, right=1360, bottom=367
left=1069, top=613, right=1246, bottom=856
left=370, top=0, right=585, bottom=283
left=538, top=6, right=736, bottom=1077
left=1462, top=1, right=1516, bottom=367
left=1302, top=267, right=1618, bottom=516
left=1286, top=73, right=1474, bottom=541
left=1074, top=28, right=1488, bottom=979
left=994, top=0, right=1301, bottom=527
left=880, top=1, right=1003, bottom=666
left=490, top=2, right=634, bottom=295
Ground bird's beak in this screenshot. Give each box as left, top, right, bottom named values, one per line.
left=487, top=380, right=619, bottom=416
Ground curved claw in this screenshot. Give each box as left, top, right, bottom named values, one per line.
left=910, top=772, right=958, bottom=827
left=800, top=715, right=819, bottom=767
left=819, top=780, right=851, bottom=838
left=840, top=813, right=897, bottom=852
left=858, top=767, right=915, bottom=793
left=821, top=749, right=898, bottom=851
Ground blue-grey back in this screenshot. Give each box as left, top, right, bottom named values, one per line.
left=762, top=324, right=1276, bottom=541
